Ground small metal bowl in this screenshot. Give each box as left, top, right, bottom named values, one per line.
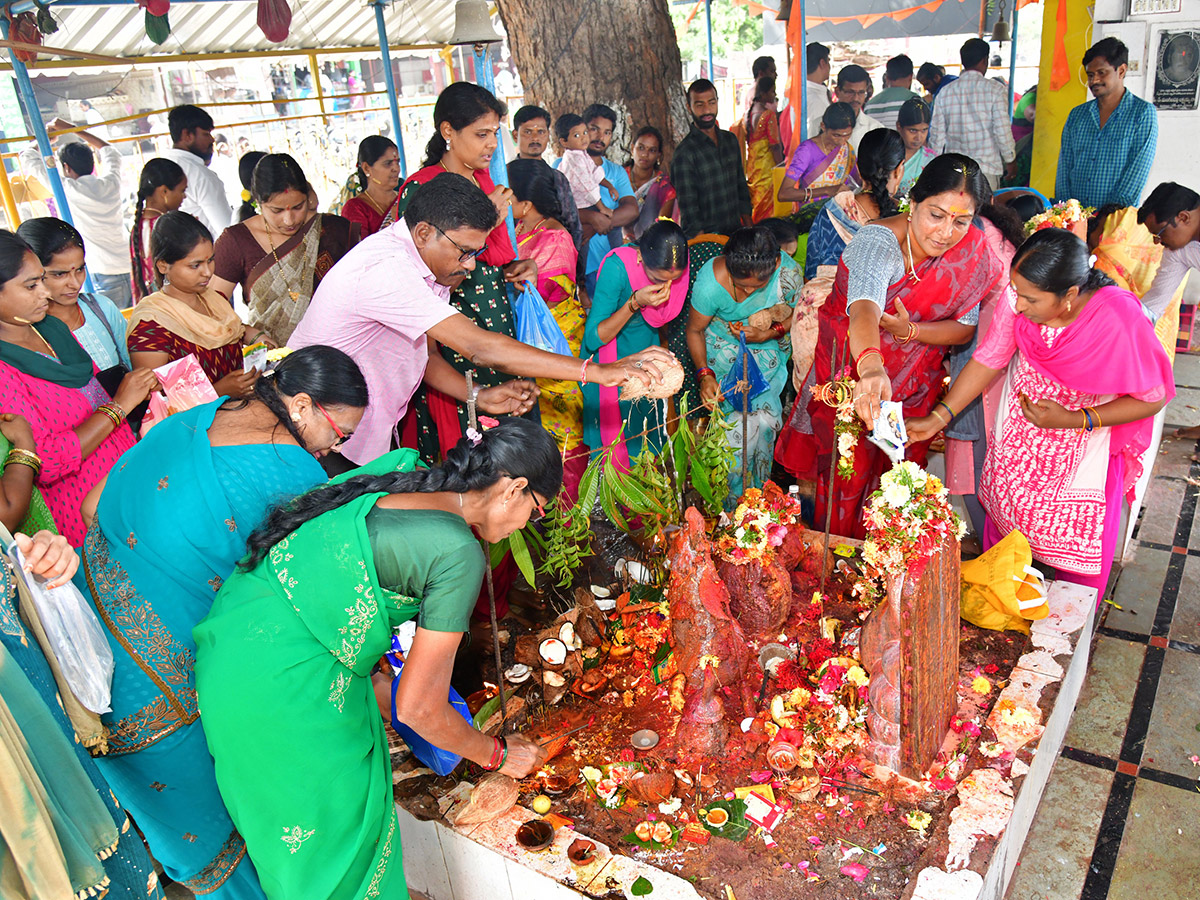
left=631, top=729, right=660, bottom=751
left=516, top=818, right=555, bottom=851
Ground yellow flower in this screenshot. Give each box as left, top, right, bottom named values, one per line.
left=971, top=676, right=992, bottom=695
left=846, top=666, right=869, bottom=687
left=906, top=810, right=932, bottom=833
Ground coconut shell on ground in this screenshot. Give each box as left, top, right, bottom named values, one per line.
left=619, top=356, right=685, bottom=401
left=452, top=773, right=518, bottom=825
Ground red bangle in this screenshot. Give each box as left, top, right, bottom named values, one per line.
left=580, top=357, right=591, bottom=385
left=483, top=737, right=503, bottom=770
left=696, top=367, right=715, bottom=380
left=855, top=347, right=883, bottom=373
left=771, top=321, right=787, bottom=336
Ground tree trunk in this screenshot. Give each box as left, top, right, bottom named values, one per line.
left=496, top=0, right=690, bottom=164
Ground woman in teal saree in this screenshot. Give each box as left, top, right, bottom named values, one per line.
left=194, top=418, right=559, bottom=900
left=82, top=347, right=368, bottom=897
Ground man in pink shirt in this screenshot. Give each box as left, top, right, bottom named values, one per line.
left=290, top=173, right=672, bottom=465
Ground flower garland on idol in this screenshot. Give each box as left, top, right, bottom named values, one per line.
left=716, top=486, right=805, bottom=562
left=1024, top=198, right=1094, bottom=235
left=812, top=365, right=861, bottom=481
left=860, top=461, right=965, bottom=587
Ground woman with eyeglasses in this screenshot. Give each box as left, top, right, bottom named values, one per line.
left=80, top=344, right=368, bottom=899
left=195, top=417, right=558, bottom=900
left=394, top=82, right=538, bottom=462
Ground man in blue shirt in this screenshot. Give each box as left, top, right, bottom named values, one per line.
left=1056, top=37, right=1158, bottom=208
left=555, top=103, right=636, bottom=296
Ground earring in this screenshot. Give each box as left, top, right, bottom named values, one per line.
left=503, top=497, right=508, bottom=511
left=1066, top=300, right=1072, bottom=314
left=291, top=412, right=302, bottom=423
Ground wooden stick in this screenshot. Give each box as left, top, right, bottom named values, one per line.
left=818, top=341, right=845, bottom=599
left=741, top=348, right=749, bottom=492
left=468, top=370, right=508, bottom=722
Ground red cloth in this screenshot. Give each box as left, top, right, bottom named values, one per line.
left=341, top=194, right=397, bottom=238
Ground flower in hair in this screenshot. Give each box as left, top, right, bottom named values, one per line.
left=479, top=415, right=499, bottom=430
left=466, top=427, right=483, bottom=446
left=241, top=189, right=252, bottom=202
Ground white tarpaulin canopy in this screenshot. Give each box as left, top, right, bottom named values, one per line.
left=7, top=0, right=454, bottom=58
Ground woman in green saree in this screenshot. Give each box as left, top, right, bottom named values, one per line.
left=194, top=417, right=559, bottom=899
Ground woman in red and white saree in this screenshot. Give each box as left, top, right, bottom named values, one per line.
left=778, top=154, right=1004, bottom=538
left=908, top=228, right=1173, bottom=594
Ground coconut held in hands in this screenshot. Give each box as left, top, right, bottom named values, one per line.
left=619, top=355, right=685, bottom=401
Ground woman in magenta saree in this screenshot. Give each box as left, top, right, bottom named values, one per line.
left=909, top=229, right=1172, bottom=594
left=786, top=155, right=1004, bottom=538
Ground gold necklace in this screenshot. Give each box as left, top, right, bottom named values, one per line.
left=263, top=220, right=303, bottom=303
left=29, top=325, right=56, bottom=357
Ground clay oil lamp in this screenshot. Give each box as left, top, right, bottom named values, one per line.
left=542, top=773, right=574, bottom=796
left=567, top=838, right=596, bottom=865
left=516, top=819, right=555, bottom=851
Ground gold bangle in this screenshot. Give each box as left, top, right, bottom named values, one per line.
left=5, top=448, right=41, bottom=476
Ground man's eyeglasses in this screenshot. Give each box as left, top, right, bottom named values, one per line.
left=1152, top=217, right=1176, bottom=245
left=434, top=225, right=486, bottom=263
left=314, top=401, right=350, bottom=448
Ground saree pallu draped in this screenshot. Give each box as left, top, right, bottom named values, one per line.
left=1091, top=206, right=1184, bottom=363
left=84, top=400, right=326, bottom=899
left=745, top=109, right=782, bottom=222
left=397, top=166, right=525, bottom=462
left=585, top=247, right=689, bottom=471
left=803, top=225, right=1001, bottom=538
left=977, top=286, right=1173, bottom=579
left=194, top=492, right=422, bottom=900
left=693, top=254, right=800, bottom=497
left=0, top=537, right=163, bottom=900
left=0, top=643, right=118, bottom=900
left=245, top=214, right=358, bottom=346
left=518, top=226, right=584, bottom=454
left=784, top=141, right=858, bottom=233
left=628, top=170, right=677, bottom=240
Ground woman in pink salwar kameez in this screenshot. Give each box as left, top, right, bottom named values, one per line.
left=908, top=228, right=1174, bottom=594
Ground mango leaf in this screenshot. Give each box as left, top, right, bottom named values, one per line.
left=690, top=462, right=714, bottom=507
left=488, top=539, right=509, bottom=568
left=507, top=529, right=537, bottom=586
left=604, top=460, right=670, bottom=518
left=472, top=694, right=501, bottom=730
left=598, top=472, right=630, bottom=533
left=575, top=459, right=601, bottom=517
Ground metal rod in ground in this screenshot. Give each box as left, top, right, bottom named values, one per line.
left=483, top=548, right=508, bottom=722
left=467, top=369, right=505, bottom=721
left=818, top=340, right=843, bottom=599
left=741, top=349, right=749, bottom=492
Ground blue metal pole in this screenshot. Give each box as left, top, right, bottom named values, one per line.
left=372, top=0, right=407, bottom=179
left=799, top=0, right=808, bottom=142
left=705, top=0, right=714, bottom=81
left=1, top=17, right=76, bottom=227
left=1007, top=6, right=1020, bottom=119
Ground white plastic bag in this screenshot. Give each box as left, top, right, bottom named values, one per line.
left=8, top=542, right=114, bottom=713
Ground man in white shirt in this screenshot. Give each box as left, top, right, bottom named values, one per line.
left=836, top=65, right=885, bottom=153
left=928, top=39, right=1015, bottom=189
left=158, top=105, right=232, bottom=236
left=19, top=117, right=132, bottom=307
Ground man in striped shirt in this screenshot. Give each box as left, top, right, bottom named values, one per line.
left=865, top=55, right=920, bottom=130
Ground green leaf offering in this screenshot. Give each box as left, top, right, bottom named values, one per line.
left=631, top=876, right=654, bottom=895
left=700, top=798, right=750, bottom=842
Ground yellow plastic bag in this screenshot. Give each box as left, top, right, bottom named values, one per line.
left=960, top=529, right=1049, bottom=634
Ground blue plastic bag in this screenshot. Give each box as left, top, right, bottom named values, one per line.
left=511, top=279, right=571, bottom=356
left=719, top=331, right=770, bottom=405
left=388, top=635, right=472, bottom=776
